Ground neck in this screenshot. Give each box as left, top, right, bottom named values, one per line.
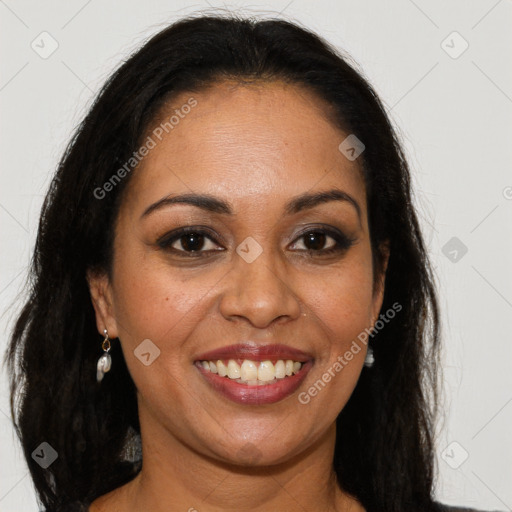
left=91, top=405, right=364, bottom=512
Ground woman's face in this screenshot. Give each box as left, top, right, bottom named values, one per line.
left=89, top=80, right=388, bottom=466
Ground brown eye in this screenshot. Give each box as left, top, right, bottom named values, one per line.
left=290, top=228, right=356, bottom=255
left=177, top=232, right=206, bottom=252
left=157, top=227, right=222, bottom=256
left=302, top=231, right=332, bottom=251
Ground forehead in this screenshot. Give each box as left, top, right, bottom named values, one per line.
left=121, top=80, right=366, bottom=217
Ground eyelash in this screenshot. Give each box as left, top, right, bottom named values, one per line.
left=156, top=226, right=356, bottom=258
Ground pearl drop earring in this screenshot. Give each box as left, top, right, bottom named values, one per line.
left=96, top=329, right=112, bottom=382
left=364, top=318, right=376, bottom=368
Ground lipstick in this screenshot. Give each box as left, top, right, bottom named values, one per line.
left=195, top=343, right=312, bottom=364
left=194, top=343, right=313, bottom=405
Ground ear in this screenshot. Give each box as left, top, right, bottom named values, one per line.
left=86, top=268, right=119, bottom=339
left=371, top=240, right=390, bottom=322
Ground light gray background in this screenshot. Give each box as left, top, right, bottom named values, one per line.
left=1, top=1, right=511, bottom=511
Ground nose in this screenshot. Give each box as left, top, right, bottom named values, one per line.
left=219, top=248, right=302, bottom=329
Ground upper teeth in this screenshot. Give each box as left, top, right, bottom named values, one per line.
left=200, top=359, right=303, bottom=383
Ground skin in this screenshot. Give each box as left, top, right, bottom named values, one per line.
left=87, top=80, right=389, bottom=512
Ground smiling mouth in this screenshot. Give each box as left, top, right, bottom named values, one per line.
left=197, top=358, right=304, bottom=386
left=193, top=343, right=313, bottom=404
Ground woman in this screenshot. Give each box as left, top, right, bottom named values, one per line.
left=5, top=13, right=497, bottom=512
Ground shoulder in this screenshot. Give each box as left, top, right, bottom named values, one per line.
left=435, top=502, right=501, bottom=512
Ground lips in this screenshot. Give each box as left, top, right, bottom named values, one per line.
left=194, top=343, right=312, bottom=363
left=194, top=343, right=314, bottom=405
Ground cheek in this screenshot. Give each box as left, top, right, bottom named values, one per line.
left=110, top=255, right=217, bottom=415
left=296, top=259, right=374, bottom=418
left=298, top=249, right=374, bottom=409
left=110, top=246, right=218, bottom=353
left=303, top=252, right=375, bottom=345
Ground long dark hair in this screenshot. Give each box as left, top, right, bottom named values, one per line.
left=4, top=13, right=440, bottom=512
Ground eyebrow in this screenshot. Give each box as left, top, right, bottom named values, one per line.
left=140, top=188, right=362, bottom=224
